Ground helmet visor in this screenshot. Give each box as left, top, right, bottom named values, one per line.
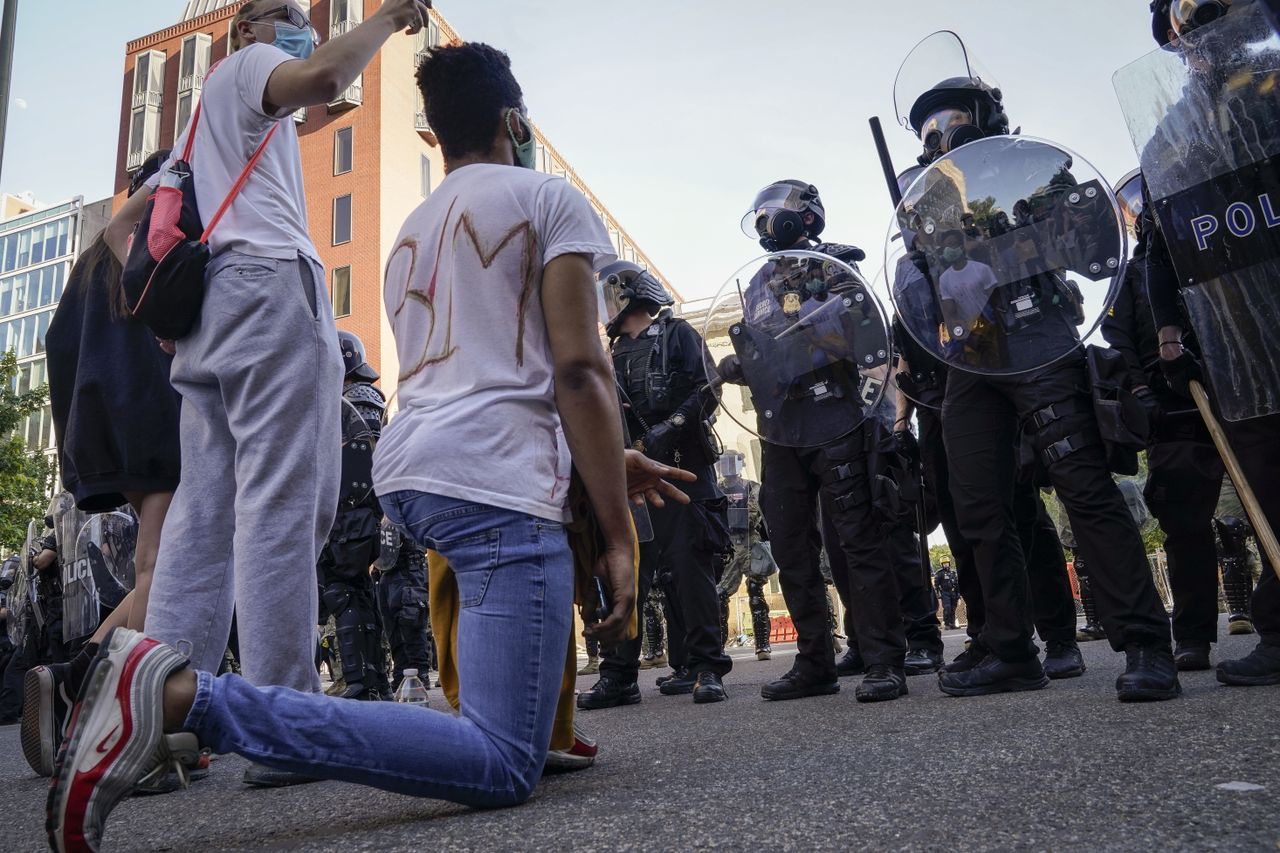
left=740, top=183, right=813, bottom=240
left=597, top=273, right=631, bottom=327
left=717, top=454, right=744, bottom=478
left=1170, top=0, right=1232, bottom=38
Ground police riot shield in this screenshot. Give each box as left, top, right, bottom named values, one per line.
left=7, top=521, right=36, bottom=646
left=885, top=136, right=1127, bottom=375
left=339, top=398, right=376, bottom=508
left=64, top=511, right=138, bottom=643
left=1114, top=0, right=1280, bottom=421
left=374, top=517, right=402, bottom=572
left=50, top=491, right=86, bottom=577
left=703, top=250, right=890, bottom=448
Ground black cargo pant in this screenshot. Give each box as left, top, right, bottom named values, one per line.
left=762, top=427, right=906, bottom=678
left=376, top=561, right=435, bottom=688
left=825, top=510, right=942, bottom=658
left=600, top=498, right=732, bottom=683
left=1144, top=409, right=1225, bottom=646
left=943, top=358, right=1170, bottom=661
left=1220, top=413, right=1280, bottom=647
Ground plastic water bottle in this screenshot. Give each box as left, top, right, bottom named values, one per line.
left=394, top=669, right=430, bottom=709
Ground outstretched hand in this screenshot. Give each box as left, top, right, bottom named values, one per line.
left=583, top=546, right=636, bottom=645
left=377, top=0, right=431, bottom=34
left=624, top=449, right=696, bottom=509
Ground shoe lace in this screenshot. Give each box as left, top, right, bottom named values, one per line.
left=865, top=664, right=894, bottom=679
left=135, top=735, right=204, bottom=791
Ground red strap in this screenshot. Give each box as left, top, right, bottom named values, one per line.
left=199, top=122, right=281, bottom=243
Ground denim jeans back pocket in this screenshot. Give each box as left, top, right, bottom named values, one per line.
left=435, top=529, right=501, bottom=608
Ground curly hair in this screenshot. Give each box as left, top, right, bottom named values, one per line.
left=415, top=43, right=525, bottom=162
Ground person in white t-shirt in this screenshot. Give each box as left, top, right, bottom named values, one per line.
left=48, top=42, right=643, bottom=847
left=98, top=0, right=432, bottom=788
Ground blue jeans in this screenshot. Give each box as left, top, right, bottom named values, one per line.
left=182, top=492, right=574, bottom=806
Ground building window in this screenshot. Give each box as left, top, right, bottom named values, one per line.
left=333, top=195, right=352, bottom=245
left=331, top=0, right=361, bottom=36
left=334, top=127, right=353, bottom=175
left=332, top=266, right=352, bottom=318
left=127, top=50, right=166, bottom=171
left=414, top=89, right=430, bottom=132
left=175, top=33, right=212, bottom=138
left=420, top=155, right=432, bottom=198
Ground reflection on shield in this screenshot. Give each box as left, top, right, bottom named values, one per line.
left=8, top=520, right=36, bottom=647
left=340, top=399, right=376, bottom=508
left=50, top=492, right=86, bottom=578
left=703, top=250, right=890, bottom=448
left=374, top=516, right=403, bottom=572
left=884, top=136, right=1126, bottom=375
left=64, top=511, right=138, bottom=644
left=1115, top=0, right=1280, bottom=421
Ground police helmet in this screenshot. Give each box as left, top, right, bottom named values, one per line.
left=908, top=77, right=1009, bottom=163
left=338, top=330, right=379, bottom=383
left=598, top=261, right=674, bottom=338
left=741, top=180, right=827, bottom=251
left=717, top=450, right=745, bottom=479
left=1167, top=0, right=1233, bottom=41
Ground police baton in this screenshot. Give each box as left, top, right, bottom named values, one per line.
left=1189, top=380, right=1280, bottom=580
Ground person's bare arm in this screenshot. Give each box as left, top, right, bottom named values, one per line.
left=105, top=189, right=150, bottom=265
left=263, top=0, right=429, bottom=112
left=894, top=356, right=915, bottom=432
left=624, top=450, right=696, bottom=509
left=543, top=253, right=635, bottom=642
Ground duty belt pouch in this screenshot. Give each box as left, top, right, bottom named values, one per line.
left=122, top=66, right=280, bottom=341
left=1087, top=345, right=1149, bottom=476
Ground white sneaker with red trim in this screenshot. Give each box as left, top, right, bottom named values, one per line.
left=542, top=721, right=598, bottom=774
left=47, top=628, right=190, bottom=853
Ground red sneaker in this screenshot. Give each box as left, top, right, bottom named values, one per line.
left=542, top=721, right=598, bottom=774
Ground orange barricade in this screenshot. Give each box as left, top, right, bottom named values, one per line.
left=769, top=615, right=797, bottom=644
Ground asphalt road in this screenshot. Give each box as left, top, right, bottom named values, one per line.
left=3, top=620, right=1278, bottom=852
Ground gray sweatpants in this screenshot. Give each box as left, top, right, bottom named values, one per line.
left=146, top=251, right=343, bottom=692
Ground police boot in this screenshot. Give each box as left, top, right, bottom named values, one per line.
left=658, top=668, right=698, bottom=696
left=938, top=654, right=1049, bottom=697
left=579, top=657, right=601, bottom=675
left=836, top=648, right=866, bottom=677
left=325, top=587, right=380, bottom=700
left=1076, top=575, right=1106, bottom=642
left=1174, top=642, right=1212, bottom=671
left=1043, top=640, right=1086, bottom=679
left=656, top=666, right=688, bottom=688
left=904, top=648, right=943, bottom=676
left=576, top=677, right=641, bottom=710
left=1221, top=560, right=1256, bottom=636
left=855, top=665, right=908, bottom=703
left=692, top=671, right=727, bottom=704
left=1116, top=644, right=1181, bottom=702
left=1216, top=642, right=1280, bottom=687
left=944, top=640, right=989, bottom=674
left=761, top=666, right=839, bottom=701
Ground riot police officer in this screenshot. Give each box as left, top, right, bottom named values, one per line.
left=1215, top=516, right=1257, bottom=636
left=894, top=47, right=1177, bottom=700
left=578, top=263, right=731, bottom=708
left=1132, top=0, right=1280, bottom=687
left=935, top=561, right=960, bottom=629
left=715, top=450, right=775, bottom=660
left=374, top=517, right=435, bottom=691
left=718, top=180, right=911, bottom=703
left=317, top=331, right=389, bottom=700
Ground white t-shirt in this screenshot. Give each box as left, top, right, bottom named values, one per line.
left=939, top=258, right=1000, bottom=327
left=374, top=164, right=617, bottom=522
left=153, top=43, right=316, bottom=261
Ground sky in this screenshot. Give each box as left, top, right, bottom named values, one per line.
left=0, top=0, right=1162, bottom=302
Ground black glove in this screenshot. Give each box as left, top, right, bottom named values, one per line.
left=639, top=420, right=678, bottom=459
left=891, top=429, right=920, bottom=466
left=1160, top=351, right=1204, bottom=399
left=909, top=249, right=932, bottom=278
left=716, top=354, right=744, bottom=385
left=1133, top=385, right=1162, bottom=428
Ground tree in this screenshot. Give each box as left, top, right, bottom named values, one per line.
left=0, top=349, right=55, bottom=552
left=928, top=543, right=953, bottom=569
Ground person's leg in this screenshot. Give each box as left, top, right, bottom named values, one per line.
left=885, top=520, right=943, bottom=659
left=658, top=499, right=732, bottom=679
left=920, top=405, right=983, bottom=640
left=747, top=577, right=771, bottom=654
left=222, top=256, right=343, bottom=692
left=596, top=539, right=655, bottom=686
left=123, top=491, right=172, bottom=633
left=1018, top=488, right=1077, bottom=646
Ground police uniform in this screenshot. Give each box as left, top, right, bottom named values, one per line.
left=374, top=519, right=436, bottom=689
left=935, top=565, right=960, bottom=629
left=1214, top=517, right=1258, bottom=634
left=717, top=473, right=772, bottom=655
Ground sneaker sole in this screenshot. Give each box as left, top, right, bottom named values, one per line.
left=659, top=684, right=695, bottom=696
left=761, top=683, right=840, bottom=701
left=939, top=675, right=1050, bottom=697
left=692, top=690, right=727, bottom=704
left=1175, top=659, right=1212, bottom=672
left=21, top=666, right=57, bottom=777
left=47, top=631, right=186, bottom=853
left=1046, top=664, right=1087, bottom=680
left=1227, top=620, right=1255, bottom=636
left=1215, top=670, right=1280, bottom=687
left=904, top=665, right=941, bottom=677
left=1117, top=683, right=1183, bottom=701
left=855, top=683, right=909, bottom=703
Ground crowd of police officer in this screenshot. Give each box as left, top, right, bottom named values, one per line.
left=575, top=0, right=1280, bottom=709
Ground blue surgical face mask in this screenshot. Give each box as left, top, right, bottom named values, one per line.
left=272, top=21, right=318, bottom=61
left=506, top=109, right=536, bottom=170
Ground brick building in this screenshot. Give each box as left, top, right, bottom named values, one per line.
left=115, top=0, right=671, bottom=393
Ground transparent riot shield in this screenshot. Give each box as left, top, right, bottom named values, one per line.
left=884, top=136, right=1127, bottom=375
left=703, top=250, right=891, bottom=448
left=1114, top=0, right=1280, bottom=421
left=7, top=522, right=36, bottom=646
left=49, top=491, right=86, bottom=577
left=339, top=398, right=376, bottom=508
left=28, top=519, right=45, bottom=632
left=374, top=517, right=402, bottom=572
left=64, top=511, right=138, bottom=643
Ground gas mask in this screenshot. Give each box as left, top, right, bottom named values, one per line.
left=753, top=209, right=807, bottom=252
left=1170, top=0, right=1232, bottom=38
left=921, top=107, right=984, bottom=162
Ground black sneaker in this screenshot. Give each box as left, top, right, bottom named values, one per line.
left=1116, top=644, right=1181, bottom=701
left=242, top=763, right=322, bottom=788
left=938, top=654, right=1049, bottom=697
left=1043, top=641, right=1086, bottom=680
left=761, top=667, right=839, bottom=701
left=943, top=642, right=989, bottom=674
left=1174, top=642, right=1212, bottom=672
left=692, top=671, right=727, bottom=704
left=1076, top=622, right=1107, bottom=642
left=903, top=648, right=943, bottom=676
left=1217, top=643, right=1280, bottom=687
left=658, top=669, right=698, bottom=696
left=22, top=663, right=75, bottom=777
left=656, top=667, right=688, bottom=688
left=855, top=665, right=909, bottom=703
left=835, top=649, right=867, bottom=677
left=576, top=677, right=641, bottom=710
